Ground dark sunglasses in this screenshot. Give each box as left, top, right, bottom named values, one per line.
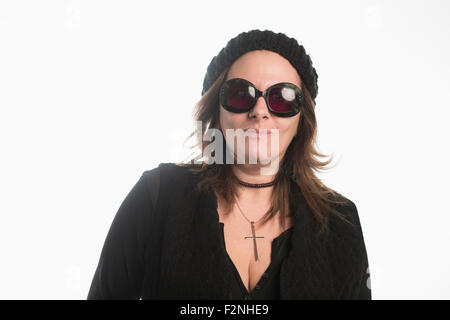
left=219, top=78, right=304, bottom=117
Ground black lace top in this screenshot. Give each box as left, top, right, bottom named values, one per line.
left=219, top=222, right=294, bottom=300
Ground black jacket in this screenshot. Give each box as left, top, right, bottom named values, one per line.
left=87, top=163, right=371, bottom=299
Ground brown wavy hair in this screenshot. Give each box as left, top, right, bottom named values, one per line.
left=177, top=66, right=353, bottom=236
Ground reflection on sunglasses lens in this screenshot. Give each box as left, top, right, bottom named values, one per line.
left=226, top=80, right=299, bottom=115
left=229, top=82, right=253, bottom=110
left=268, top=87, right=295, bottom=113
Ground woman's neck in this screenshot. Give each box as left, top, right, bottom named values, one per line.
left=231, top=164, right=277, bottom=199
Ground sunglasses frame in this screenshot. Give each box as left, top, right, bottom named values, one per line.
left=219, top=77, right=304, bottom=117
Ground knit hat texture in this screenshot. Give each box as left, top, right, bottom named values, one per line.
left=201, top=29, right=318, bottom=103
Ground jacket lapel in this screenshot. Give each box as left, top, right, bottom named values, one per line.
left=279, top=183, right=337, bottom=299
left=156, top=165, right=233, bottom=299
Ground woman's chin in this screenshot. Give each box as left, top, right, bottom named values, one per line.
left=244, top=152, right=277, bottom=166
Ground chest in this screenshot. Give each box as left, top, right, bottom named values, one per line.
left=218, top=205, right=294, bottom=294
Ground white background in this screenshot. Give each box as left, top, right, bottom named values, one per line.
left=0, top=0, right=449, bottom=299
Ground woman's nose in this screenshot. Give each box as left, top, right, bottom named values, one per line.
left=248, top=96, right=270, bottom=119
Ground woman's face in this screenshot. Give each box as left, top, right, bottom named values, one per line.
left=219, top=50, right=301, bottom=169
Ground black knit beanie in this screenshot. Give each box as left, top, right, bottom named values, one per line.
left=201, top=29, right=319, bottom=103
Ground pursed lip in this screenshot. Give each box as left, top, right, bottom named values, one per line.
left=243, top=128, right=273, bottom=134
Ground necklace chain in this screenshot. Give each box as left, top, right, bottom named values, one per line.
left=234, top=194, right=266, bottom=262
left=234, top=194, right=265, bottom=225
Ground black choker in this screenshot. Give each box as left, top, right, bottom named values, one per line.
left=235, top=177, right=276, bottom=188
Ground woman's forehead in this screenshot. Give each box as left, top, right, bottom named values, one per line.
left=226, top=50, right=302, bottom=88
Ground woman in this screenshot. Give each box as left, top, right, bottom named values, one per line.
left=87, top=29, right=371, bottom=300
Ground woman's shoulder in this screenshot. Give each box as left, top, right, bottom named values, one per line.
left=140, top=162, right=206, bottom=193
left=330, top=192, right=359, bottom=224
left=295, top=184, right=358, bottom=225
left=322, top=190, right=367, bottom=247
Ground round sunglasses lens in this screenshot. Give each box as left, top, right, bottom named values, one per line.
left=226, top=81, right=255, bottom=110
left=268, top=86, right=298, bottom=113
